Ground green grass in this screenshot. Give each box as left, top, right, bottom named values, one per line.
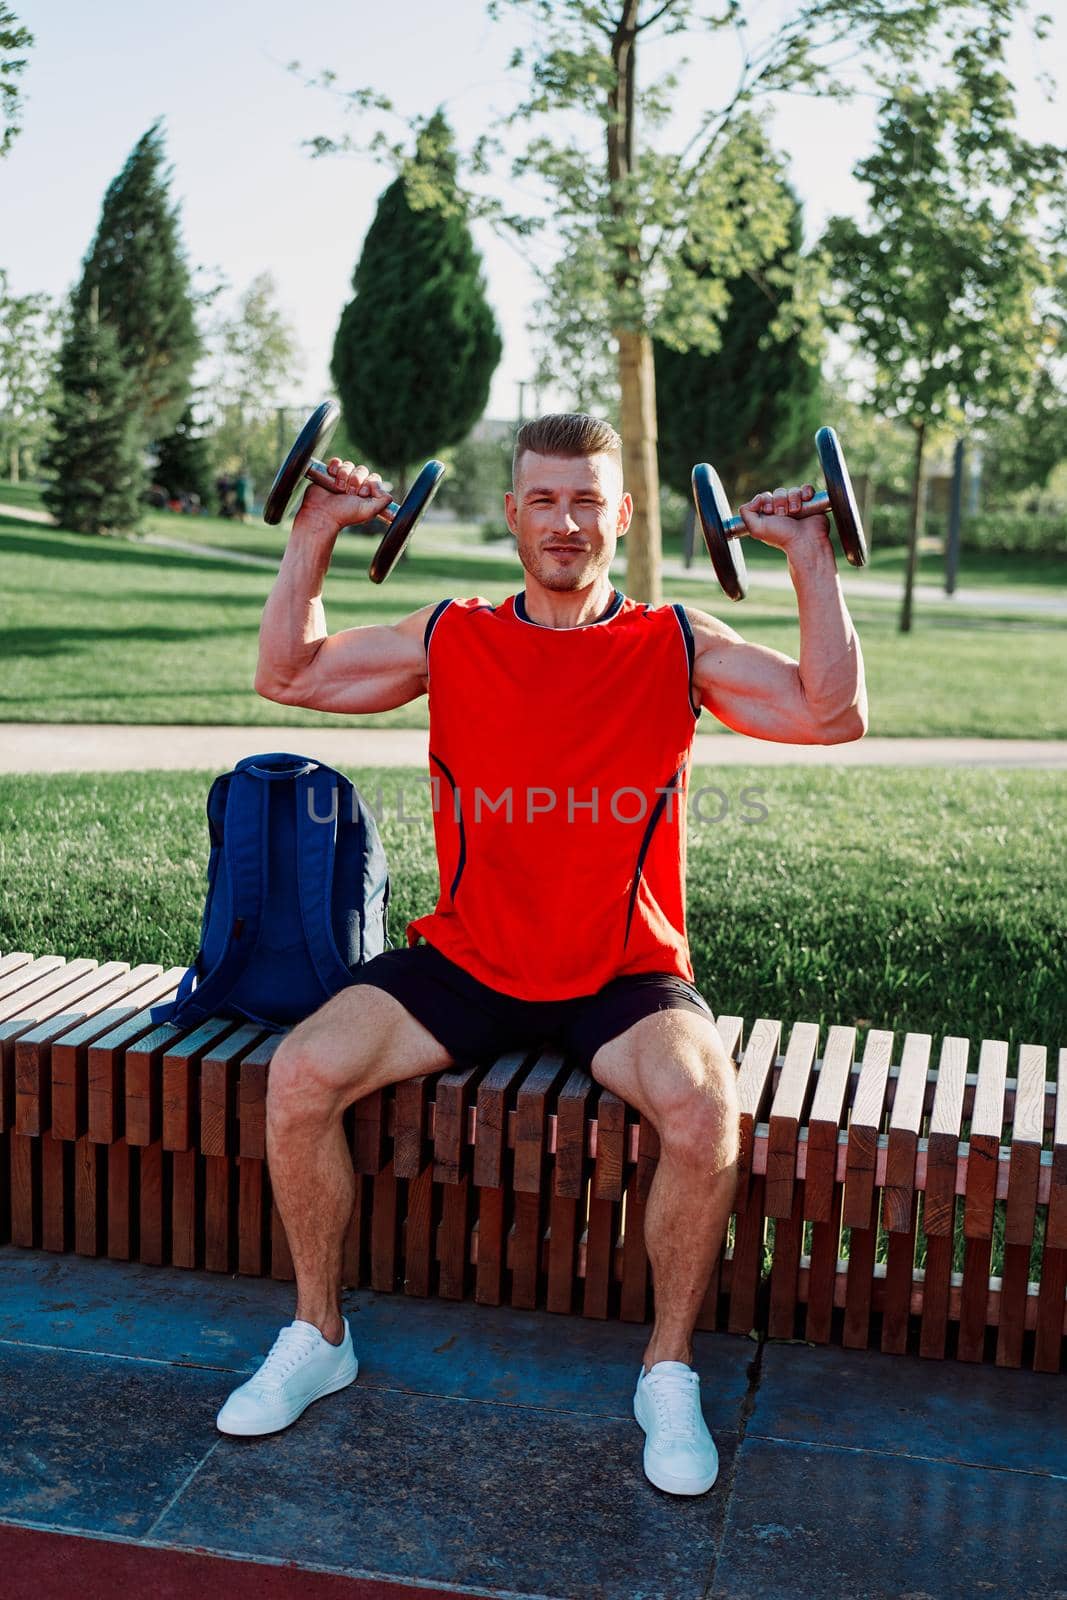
left=0, top=766, right=1061, bottom=1051
left=1, top=764, right=1059, bottom=1284
left=2, top=497, right=1066, bottom=736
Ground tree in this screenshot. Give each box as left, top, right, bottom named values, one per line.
left=0, top=271, right=59, bottom=480
left=654, top=135, right=823, bottom=512
left=979, top=365, right=1067, bottom=499
left=208, top=271, right=303, bottom=491
left=0, top=5, right=31, bottom=157
left=331, top=111, right=502, bottom=490
left=154, top=400, right=216, bottom=507
left=302, top=0, right=1034, bottom=606
left=71, top=121, right=201, bottom=448
left=43, top=293, right=144, bottom=535
left=823, top=21, right=1066, bottom=630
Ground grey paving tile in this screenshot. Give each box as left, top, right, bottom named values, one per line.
left=0, top=1341, right=223, bottom=1537
left=710, top=1435, right=1067, bottom=1600
left=0, top=1246, right=754, bottom=1424
left=157, top=1382, right=733, bottom=1600
left=753, top=1341, right=1067, bottom=1477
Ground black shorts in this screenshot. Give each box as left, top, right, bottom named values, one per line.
left=349, top=941, right=714, bottom=1071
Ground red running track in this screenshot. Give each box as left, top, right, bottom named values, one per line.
left=0, top=1522, right=501, bottom=1600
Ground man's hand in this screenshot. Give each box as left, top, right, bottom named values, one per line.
left=737, top=484, right=831, bottom=561
left=294, top=457, right=394, bottom=541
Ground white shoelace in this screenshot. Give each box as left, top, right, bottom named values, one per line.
left=645, top=1368, right=701, bottom=1441
left=249, top=1322, right=324, bottom=1392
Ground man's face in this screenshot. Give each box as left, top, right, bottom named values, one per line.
left=505, top=450, right=632, bottom=592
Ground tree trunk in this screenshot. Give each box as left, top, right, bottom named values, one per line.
left=9, top=443, right=19, bottom=484
left=899, top=419, right=927, bottom=634
left=608, top=4, right=661, bottom=606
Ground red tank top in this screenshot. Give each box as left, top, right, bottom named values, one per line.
left=406, top=589, right=700, bottom=1000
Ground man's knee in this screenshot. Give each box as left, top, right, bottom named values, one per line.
left=266, top=985, right=392, bottom=1119
left=645, top=1029, right=740, bottom=1168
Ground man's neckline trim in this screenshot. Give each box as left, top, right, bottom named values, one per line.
left=512, top=588, right=625, bottom=629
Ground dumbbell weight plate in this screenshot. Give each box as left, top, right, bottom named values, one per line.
left=815, top=425, right=868, bottom=568
left=263, top=400, right=341, bottom=526
left=691, top=462, right=748, bottom=601
left=368, top=458, right=447, bottom=584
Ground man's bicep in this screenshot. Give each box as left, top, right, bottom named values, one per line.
left=688, top=610, right=817, bottom=743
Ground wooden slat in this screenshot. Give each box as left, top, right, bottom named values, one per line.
left=1035, top=1048, right=1067, bottom=1372
left=844, top=1029, right=902, bottom=1351
left=0, top=947, right=63, bottom=998
left=957, top=1039, right=1008, bottom=1364
left=237, top=1035, right=284, bottom=1278
left=471, top=1052, right=528, bottom=1307
left=728, top=1020, right=781, bottom=1333
left=997, top=1043, right=1046, bottom=1369
left=546, top=1068, right=592, bottom=1315
left=511, top=1052, right=565, bottom=1308
left=766, top=1021, right=820, bottom=1220
left=920, top=1036, right=970, bottom=1359
left=201, top=1024, right=267, bottom=1273
left=802, top=1027, right=856, bottom=1224
left=867, top=1030, right=911, bottom=1353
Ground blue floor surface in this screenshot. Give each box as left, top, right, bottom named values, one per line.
left=0, top=1245, right=1064, bottom=1600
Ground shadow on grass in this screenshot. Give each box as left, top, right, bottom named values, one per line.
left=2, top=623, right=257, bottom=659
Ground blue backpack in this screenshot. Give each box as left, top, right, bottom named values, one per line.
left=151, top=752, right=389, bottom=1033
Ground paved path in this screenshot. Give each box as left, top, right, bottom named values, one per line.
left=2, top=723, right=1065, bottom=772
left=1, top=1247, right=1063, bottom=1600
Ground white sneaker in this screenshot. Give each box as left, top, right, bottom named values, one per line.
left=216, top=1318, right=358, bottom=1437
left=633, top=1360, right=718, bottom=1495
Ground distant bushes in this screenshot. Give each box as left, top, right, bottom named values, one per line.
left=870, top=501, right=1067, bottom=556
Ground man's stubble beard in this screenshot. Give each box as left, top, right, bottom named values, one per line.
left=517, top=543, right=612, bottom=593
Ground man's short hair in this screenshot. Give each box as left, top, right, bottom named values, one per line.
left=512, top=412, right=623, bottom=488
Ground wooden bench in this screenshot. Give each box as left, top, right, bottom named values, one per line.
left=1, top=948, right=1064, bottom=1374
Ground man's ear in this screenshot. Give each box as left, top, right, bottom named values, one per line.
left=504, top=491, right=518, bottom=537
left=616, top=491, right=633, bottom=540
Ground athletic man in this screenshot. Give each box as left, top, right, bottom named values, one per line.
left=220, top=413, right=868, bottom=1497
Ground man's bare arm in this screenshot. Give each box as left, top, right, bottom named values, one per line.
left=687, top=483, right=868, bottom=744
left=254, top=455, right=437, bottom=714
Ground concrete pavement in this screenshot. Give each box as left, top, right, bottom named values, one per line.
left=2, top=723, right=1067, bottom=772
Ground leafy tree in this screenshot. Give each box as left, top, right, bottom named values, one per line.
left=823, top=20, right=1066, bottom=629
left=0, top=4, right=31, bottom=156
left=300, top=0, right=1036, bottom=604
left=154, top=400, right=216, bottom=507
left=0, top=271, right=59, bottom=480
left=71, top=121, right=201, bottom=448
left=654, top=138, right=823, bottom=511
left=331, top=111, right=501, bottom=491
left=979, top=365, right=1067, bottom=499
left=207, top=271, right=303, bottom=492
left=43, top=294, right=144, bottom=535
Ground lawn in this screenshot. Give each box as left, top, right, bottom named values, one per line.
left=0, top=765, right=1061, bottom=1053
left=0, top=763, right=1060, bottom=1282
left=2, top=503, right=1066, bottom=736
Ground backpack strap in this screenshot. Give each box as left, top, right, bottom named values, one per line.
left=150, top=768, right=271, bottom=1028
left=293, top=763, right=363, bottom=997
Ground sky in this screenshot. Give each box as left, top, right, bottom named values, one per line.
left=2, top=0, right=1064, bottom=423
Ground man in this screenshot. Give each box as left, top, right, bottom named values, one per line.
left=219, top=413, right=867, bottom=1497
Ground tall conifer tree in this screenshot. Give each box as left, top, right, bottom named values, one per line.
left=43, top=298, right=144, bottom=534
left=655, top=167, right=823, bottom=508
left=331, top=111, right=501, bottom=489
left=72, top=120, right=200, bottom=448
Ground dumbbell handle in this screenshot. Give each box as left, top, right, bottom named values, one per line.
left=721, top=490, right=831, bottom=541
left=307, top=456, right=400, bottom=520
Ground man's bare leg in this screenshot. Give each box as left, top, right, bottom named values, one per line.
left=590, top=1009, right=740, bottom=1371
left=265, top=983, right=453, bottom=1344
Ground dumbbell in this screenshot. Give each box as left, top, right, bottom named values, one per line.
left=263, top=400, right=446, bottom=584
left=691, top=426, right=869, bottom=600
